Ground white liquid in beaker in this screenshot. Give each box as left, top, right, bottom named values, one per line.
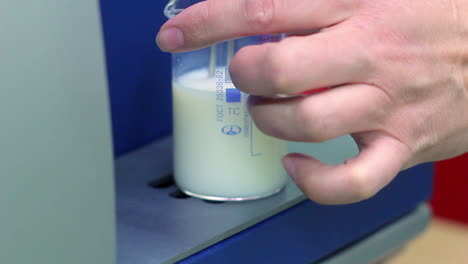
left=172, top=68, right=287, bottom=200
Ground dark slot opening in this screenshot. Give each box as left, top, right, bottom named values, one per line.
left=148, top=174, right=175, bottom=188
left=169, top=189, right=191, bottom=199
left=203, top=200, right=225, bottom=204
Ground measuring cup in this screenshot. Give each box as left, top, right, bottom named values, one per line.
left=165, top=0, right=288, bottom=201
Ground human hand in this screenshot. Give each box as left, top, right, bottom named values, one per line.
left=156, top=0, right=468, bottom=204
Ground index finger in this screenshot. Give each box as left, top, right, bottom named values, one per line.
left=156, top=0, right=357, bottom=52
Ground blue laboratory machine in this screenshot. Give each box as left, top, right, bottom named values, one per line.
left=1, top=0, right=432, bottom=263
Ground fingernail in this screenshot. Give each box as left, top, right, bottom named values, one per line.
left=282, top=156, right=297, bottom=179
left=156, top=27, right=184, bottom=52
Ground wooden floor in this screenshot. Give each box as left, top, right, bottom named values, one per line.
left=389, top=217, right=468, bottom=264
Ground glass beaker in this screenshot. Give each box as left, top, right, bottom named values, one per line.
left=165, top=0, right=288, bottom=201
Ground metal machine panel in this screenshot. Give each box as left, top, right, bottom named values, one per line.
left=116, top=137, right=432, bottom=264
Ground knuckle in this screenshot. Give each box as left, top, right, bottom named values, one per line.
left=333, top=0, right=358, bottom=14
left=187, top=1, right=212, bottom=38
left=197, top=1, right=211, bottom=23
left=295, top=101, right=334, bottom=142
left=265, top=45, right=293, bottom=95
left=252, top=108, right=288, bottom=139
left=243, top=0, right=275, bottom=31
left=346, top=28, right=376, bottom=78
left=347, top=166, right=377, bottom=201
left=355, top=41, right=375, bottom=78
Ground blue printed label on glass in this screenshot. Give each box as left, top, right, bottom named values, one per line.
left=222, top=125, right=241, bottom=135
left=226, top=88, right=241, bottom=103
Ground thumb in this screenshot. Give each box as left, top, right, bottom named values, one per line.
left=283, top=133, right=411, bottom=205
